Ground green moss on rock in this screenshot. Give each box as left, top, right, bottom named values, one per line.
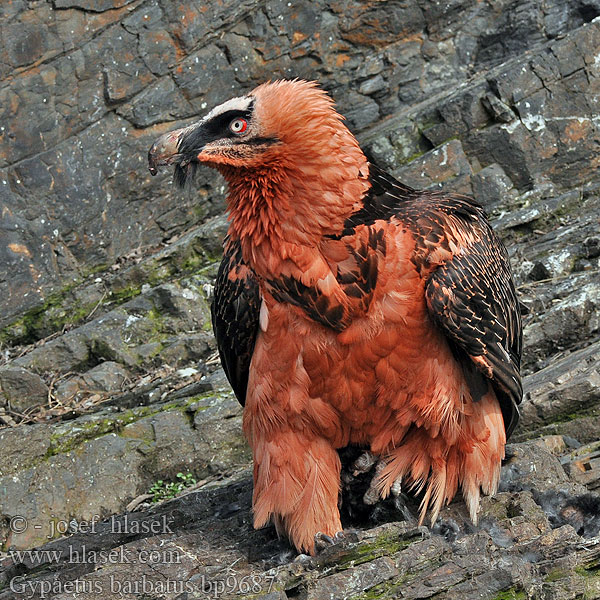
left=492, top=588, right=527, bottom=600
left=0, top=240, right=221, bottom=348
left=348, top=578, right=405, bottom=600
left=545, top=568, right=569, bottom=583
left=0, top=284, right=85, bottom=346
left=338, top=530, right=421, bottom=569
left=43, top=396, right=204, bottom=460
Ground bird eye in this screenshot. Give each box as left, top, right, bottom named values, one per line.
left=229, top=118, right=248, bottom=135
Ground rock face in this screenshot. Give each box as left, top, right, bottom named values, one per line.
left=1, top=1, right=599, bottom=599
left=2, top=0, right=599, bottom=328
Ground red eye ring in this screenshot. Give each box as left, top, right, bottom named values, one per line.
left=230, top=118, right=248, bottom=134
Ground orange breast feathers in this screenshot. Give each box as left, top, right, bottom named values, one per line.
left=242, top=219, right=506, bottom=554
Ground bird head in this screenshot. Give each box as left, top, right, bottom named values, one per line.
left=148, top=79, right=364, bottom=186
left=148, top=80, right=370, bottom=246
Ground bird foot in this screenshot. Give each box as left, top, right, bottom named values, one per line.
left=352, top=450, right=377, bottom=475
left=343, top=449, right=416, bottom=521
left=314, top=530, right=357, bottom=553
left=314, top=531, right=338, bottom=552
left=362, top=459, right=388, bottom=505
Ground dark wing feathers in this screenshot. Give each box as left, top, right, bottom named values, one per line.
left=347, top=164, right=522, bottom=437
left=268, top=226, right=386, bottom=331
left=211, top=237, right=260, bottom=405
left=425, top=234, right=522, bottom=437
left=268, top=274, right=348, bottom=331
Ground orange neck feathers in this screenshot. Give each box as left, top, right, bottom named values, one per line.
left=218, top=81, right=370, bottom=270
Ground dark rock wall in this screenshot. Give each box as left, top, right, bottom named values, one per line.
left=2, top=0, right=600, bottom=328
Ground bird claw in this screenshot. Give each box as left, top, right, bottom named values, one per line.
left=334, top=531, right=347, bottom=542
left=362, top=459, right=387, bottom=505
left=314, top=531, right=336, bottom=552
left=352, top=450, right=377, bottom=475
left=314, top=530, right=358, bottom=553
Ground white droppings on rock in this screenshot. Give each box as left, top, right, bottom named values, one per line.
left=177, top=367, right=198, bottom=378
left=125, top=315, right=141, bottom=328
left=522, top=114, right=546, bottom=132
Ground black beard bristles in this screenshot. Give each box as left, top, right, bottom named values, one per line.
left=174, top=161, right=197, bottom=189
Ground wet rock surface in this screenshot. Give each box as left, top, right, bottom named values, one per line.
left=1, top=1, right=600, bottom=599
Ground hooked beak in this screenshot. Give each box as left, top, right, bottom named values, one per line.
left=148, top=123, right=200, bottom=187
left=147, top=127, right=188, bottom=176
